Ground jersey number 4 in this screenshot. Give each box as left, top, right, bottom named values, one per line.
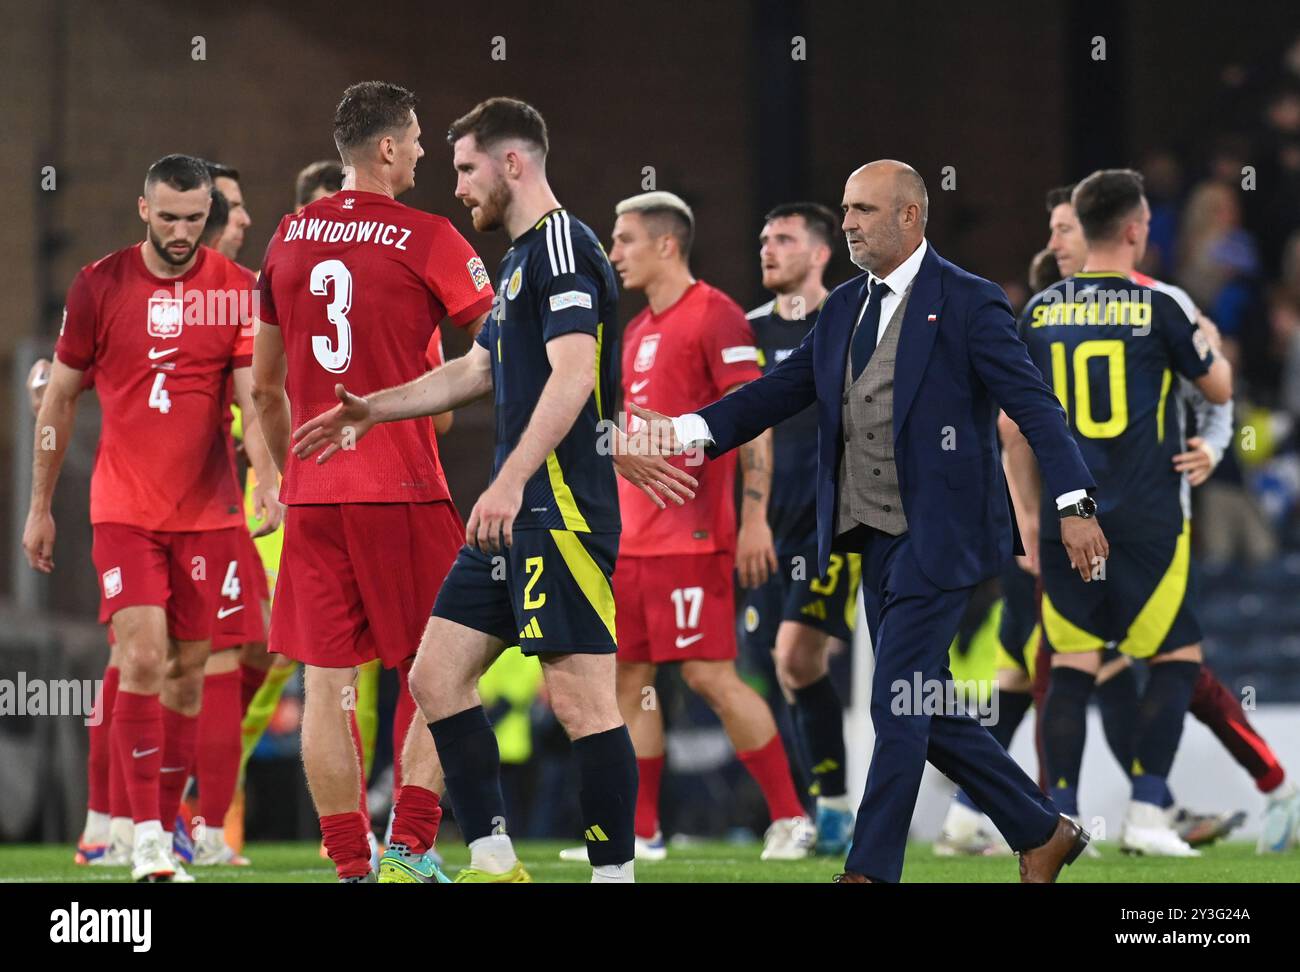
left=1050, top=339, right=1128, bottom=439
left=310, top=259, right=353, bottom=374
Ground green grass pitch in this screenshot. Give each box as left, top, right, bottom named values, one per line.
left=0, top=840, right=1292, bottom=883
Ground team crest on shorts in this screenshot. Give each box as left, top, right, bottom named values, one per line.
left=147, top=297, right=183, bottom=339
left=102, top=567, right=123, bottom=599
left=507, top=266, right=523, bottom=300
left=744, top=605, right=760, bottom=633
left=467, top=256, right=490, bottom=292
left=634, top=333, right=661, bottom=373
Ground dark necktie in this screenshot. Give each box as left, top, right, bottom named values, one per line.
left=849, top=278, right=890, bottom=381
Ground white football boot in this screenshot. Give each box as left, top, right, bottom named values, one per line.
left=131, top=825, right=178, bottom=882
left=761, top=816, right=817, bottom=860
left=1120, top=800, right=1200, bottom=857
left=1257, top=782, right=1300, bottom=854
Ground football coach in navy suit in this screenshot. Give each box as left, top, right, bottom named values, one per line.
left=626, top=161, right=1108, bottom=882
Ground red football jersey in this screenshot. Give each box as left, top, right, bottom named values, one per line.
left=54, top=244, right=255, bottom=532
left=257, top=190, right=492, bottom=504
left=618, top=281, right=763, bottom=556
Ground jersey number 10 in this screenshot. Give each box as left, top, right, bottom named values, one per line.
left=310, top=259, right=353, bottom=373
left=1049, top=339, right=1128, bottom=439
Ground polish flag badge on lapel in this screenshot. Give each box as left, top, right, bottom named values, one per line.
left=927, top=313, right=938, bottom=323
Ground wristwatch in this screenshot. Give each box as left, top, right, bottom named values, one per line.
left=1058, top=495, right=1097, bottom=520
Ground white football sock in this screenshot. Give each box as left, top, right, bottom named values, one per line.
left=84, top=810, right=111, bottom=843
left=133, top=819, right=164, bottom=852
left=591, top=861, right=635, bottom=883
left=468, top=833, right=517, bottom=873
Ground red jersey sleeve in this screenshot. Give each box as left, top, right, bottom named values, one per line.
left=424, top=221, right=494, bottom=327
left=700, top=295, right=763, bottom=395
left=54, top=269, right=99, bottom=371
left=232, top=265, right=257, bottom=367
left=255, top=229, right=281, bottom=326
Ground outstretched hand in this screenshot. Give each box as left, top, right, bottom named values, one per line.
left=292, top=384, right=374, bottom=465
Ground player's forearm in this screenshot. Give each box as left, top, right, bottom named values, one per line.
left=496, top=369, right=594, bottom=490
left=29, top=394, right=76, bottom=514
left=251, top=385, right=292, bottom=473
left=370, top=354, right=490, bottom=424
left=240, top=405, right=280, bottom=489
left=738, top=428, right=773, bottom=524
left=1000, top=413, right=1042, bottom=522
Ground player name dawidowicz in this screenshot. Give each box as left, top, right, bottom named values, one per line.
left=0, top=671, right=101, bottom=726
left=281, top=215, right=412, bottom=250
left=49, top=902, right=151, bottom=952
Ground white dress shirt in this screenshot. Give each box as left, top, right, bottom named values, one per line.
left=669, top=238, right=1088, bottom=511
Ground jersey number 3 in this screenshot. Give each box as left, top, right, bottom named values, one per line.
left=310, top=259, right=353, bottom=374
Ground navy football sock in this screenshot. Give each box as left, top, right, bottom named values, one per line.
left=1042, top=667, right=1095, bottom=817
left=1132, top=660, right=1200, bottom=808
left=427, top=706, right=506, bottom=844
left=988, top=687, right=1033, bottom=751
left=572, top=725, right=638, bottom=867
left=792, top=675, right=847, bottom=798
left=1095, top=664, right=1139, bottom=776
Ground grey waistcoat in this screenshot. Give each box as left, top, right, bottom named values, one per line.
left=835, top=284, right=913, bottom=537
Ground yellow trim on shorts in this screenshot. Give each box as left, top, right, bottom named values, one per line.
left=1041, top=592, right=1106, bottom=654
left=549, top=529, right=616, bottom=642
left=1116, top=520, right=1191, bottom=660
left=843, top=553, right=862, bottom=632
left=546, top=452, right=591, bottom=532
left=1156, top=368, right=1172, bottom=443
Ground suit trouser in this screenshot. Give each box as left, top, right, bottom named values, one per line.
left=845, top=527, right=1059, bottom=882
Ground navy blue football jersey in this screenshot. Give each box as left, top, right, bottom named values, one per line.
left=1018, top=271, right=1213, bottom=542
left=475, top=209, right=621, bottom=533
left=746, top=299, right=820, bottom=555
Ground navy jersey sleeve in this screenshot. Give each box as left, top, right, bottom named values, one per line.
left=532, top=216, right=602, bottom=343
left=1155, top=291, right=1213, bottom=381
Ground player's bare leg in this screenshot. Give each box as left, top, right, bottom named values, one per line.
left=301, top=664, right=373, bottom=880
left=544, top=652, right=638, bottom=882
left=377, top=681, right=451, bottom=883
left=680, top=658, right=810, bottom=858
left=411, top=617, right=526, bottom=881
left=192, top=647, right=246, bottom=865
left=773, top=622, right=854, bottom=852
left=109, top=605, right=182, bottom=881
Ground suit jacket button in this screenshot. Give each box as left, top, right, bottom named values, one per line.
left=873, top=468, right=881, bottom=476
left=883, top=504, right=892, bottom=512
left=864, top=394, right=873, bottom=403
left=842, top=392, right=849, bottom=404
left=866, top=432, right=875, bottom=440
left=843, top=428, right=851, bottom=442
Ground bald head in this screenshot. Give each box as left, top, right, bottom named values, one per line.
left=841, top=160, right=928, bottom=277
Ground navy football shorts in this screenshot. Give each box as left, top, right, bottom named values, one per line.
left=1039, top=521, right=1201, bottom=659
left=432, top=529, right=619, bottom=655
left=742, top=549, right=861, bottom=653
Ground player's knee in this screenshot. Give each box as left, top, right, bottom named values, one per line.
left=550, top=688, right=616, bottom=739
left=773, top=631, right=827, bottom=690
left=680, top=661, right=732, bottom=707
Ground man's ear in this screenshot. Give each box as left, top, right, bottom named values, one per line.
left=138, top=196, right=149, bottom=223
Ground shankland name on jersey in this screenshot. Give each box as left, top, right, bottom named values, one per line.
left=475, top=208, right=621, bottom=534
left=258, top=189, right=493, bottom=505
left=1018, top=270, right=1213, bottom=543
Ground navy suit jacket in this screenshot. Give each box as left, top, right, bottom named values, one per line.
left=698, top=244, right=1094, bottom=591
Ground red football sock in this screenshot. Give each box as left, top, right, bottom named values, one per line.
left=320, top=810, right=372, bottom=880
left=87, top=665, right=120, bottom=815
left=737, top=733, right=805, bottom=822
left=159, top=706, right=199, bottom=831
left=349, top=710, right=372, bottom=828
left=635, top=755, right=664, bottom=838
left=111, top=690, right=163, bottom=824
left=1189, top=664, right=1285, bottom=793
left=239, top=662, right=268, bottom=716
left=197, top=670, right=241, bottom=828
left=389, top=784, right=442, bottom=854
left=393, top=665, right=418, bottom=791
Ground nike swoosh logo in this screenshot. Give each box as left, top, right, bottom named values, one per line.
left=148, top=347, right=178, bottom=360
left=675, top=634, right=704, bottom=648
left=216, top=605, right=244, bottom=619
left=630, top=379, right=649, bottom=393
left=132, top=747, right=160, bottom=759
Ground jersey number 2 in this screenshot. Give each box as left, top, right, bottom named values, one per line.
left=310, top=259, right=353, bottom=373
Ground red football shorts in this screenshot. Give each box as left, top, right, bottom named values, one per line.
left=614, top=551, right=737, bottom=663
left=212, top=526, right=269, bottom=650
left=91, top=523, right=238, bottom=642
left=270, top=501, right=462, bottom=669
